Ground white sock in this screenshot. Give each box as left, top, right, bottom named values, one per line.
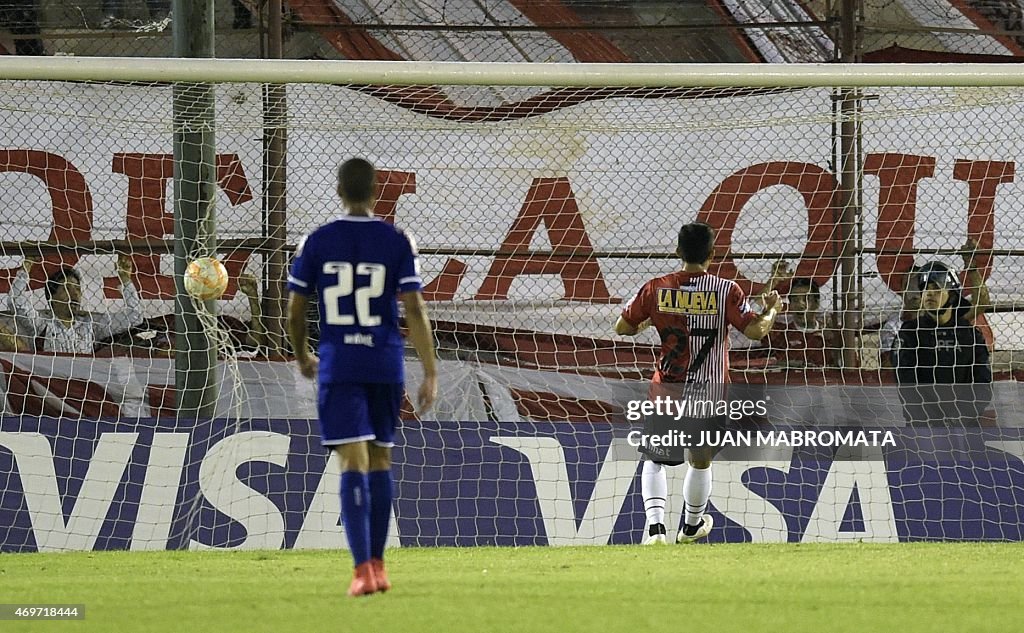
left=683, top=465, right=712, bottom=527
left=641, top=461, right=667, bottom=526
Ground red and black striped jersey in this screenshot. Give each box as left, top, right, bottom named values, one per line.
left=621, top=271, right=757, bottom=384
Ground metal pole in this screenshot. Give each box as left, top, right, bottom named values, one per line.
left=173, top=0, right=218, bottom=418
left=853, top=0, right=866, bottom=358
left=838, top=0, right=861, bottom=368
left=263, top=0, right=288, bottom=356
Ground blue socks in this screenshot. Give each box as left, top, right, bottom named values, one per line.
left=341, top=470, right=394, bottom=567
left=368, top=470, right=393, bottom=560
left=340, top=471, right=370, bottom=567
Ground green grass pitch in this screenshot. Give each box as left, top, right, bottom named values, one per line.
left=2, top=543, right=1022, bottom=633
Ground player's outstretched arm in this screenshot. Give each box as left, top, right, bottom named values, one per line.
left=614, top=316, right=650, bottom=336
left=286, top=291, right=317, bottom=379
left=401, top=290, right=438, bottom=413
left=743, top=290, right=782, bottom=340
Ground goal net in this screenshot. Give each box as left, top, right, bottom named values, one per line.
left=0, top=59, right=1022, bottom=551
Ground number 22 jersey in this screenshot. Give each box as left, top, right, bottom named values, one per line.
left=288, top=216, right=422, bottom=384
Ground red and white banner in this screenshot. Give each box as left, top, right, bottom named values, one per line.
left=1, top=83, right=1020, bottom=343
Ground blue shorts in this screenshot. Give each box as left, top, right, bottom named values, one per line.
left=317, top=382, right=403, bottom=448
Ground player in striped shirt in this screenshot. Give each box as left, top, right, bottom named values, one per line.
left=615, top=222, right=781, bottom=544
left=288, top=158, right=438, bottom=596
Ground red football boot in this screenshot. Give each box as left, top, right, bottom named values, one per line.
left=370, top=558, right=391, bottom=593
left=347, top=561, right=378, bottom=597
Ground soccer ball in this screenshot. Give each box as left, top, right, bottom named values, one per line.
left=184, top=257, right=229, bottom=300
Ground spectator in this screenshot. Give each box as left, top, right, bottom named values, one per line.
left=101, top=0, right=169, bottom=28
left=761, top=261, right=841, bottom=368
left=879, top=265, right=922, bottom=368
left=0, top=0, right=44, bottom=55
left=6, top=255, right=143, bottom=354
left=894, top=262, right=993, bottom=426
left=881, top=239, right=992, bottom=367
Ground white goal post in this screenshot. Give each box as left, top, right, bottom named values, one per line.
left=1, top=56, right=1022, bottom=551
left=2, top=56, right=1024, bottom=86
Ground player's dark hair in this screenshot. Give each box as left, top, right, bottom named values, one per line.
left=789, top=277, right=820, bottom=297
left=45, top=266, right=81, bottom=302
left=677, top=222, right=715, bottom=264
left=337, top=158, right=376, bottom=203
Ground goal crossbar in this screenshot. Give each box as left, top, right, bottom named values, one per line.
left=1, top=56, right=1023, bottom=87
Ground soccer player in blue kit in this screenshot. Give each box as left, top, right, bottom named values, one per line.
left=287, top=158, right=438, bottom=597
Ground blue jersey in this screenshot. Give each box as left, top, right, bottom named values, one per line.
left=288, top=216, right=422, bottom=384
